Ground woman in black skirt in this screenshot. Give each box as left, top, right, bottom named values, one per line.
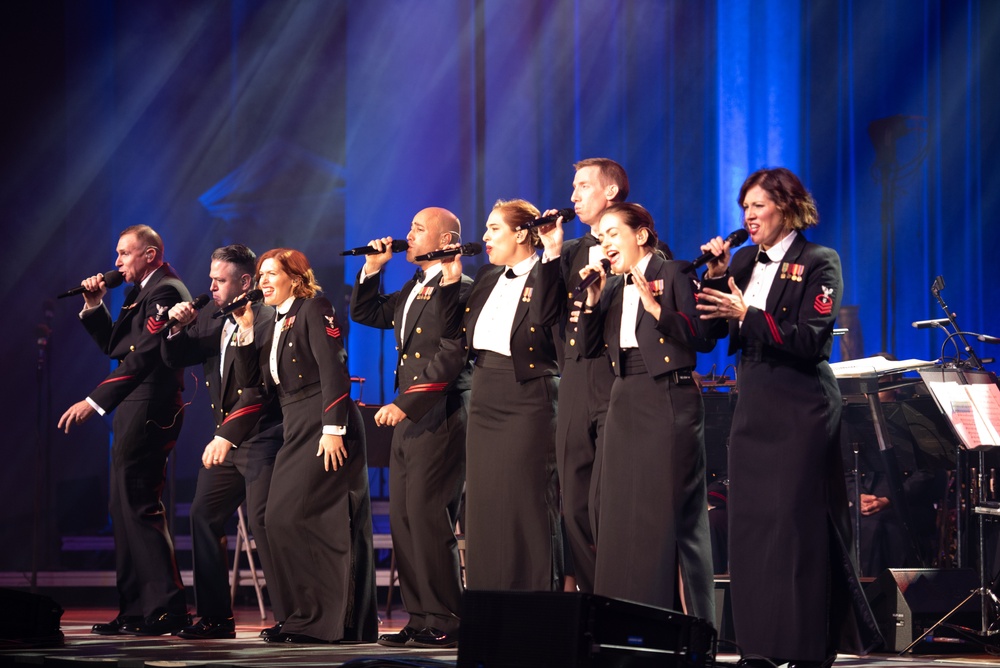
left=576, top=202, right=715, bottom=622
left=231, top=248, right=376, bottom=643
left=461, top=199, right=563, bottom=591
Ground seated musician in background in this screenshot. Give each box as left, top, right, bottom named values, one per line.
left=840, top=353, right=941, bottom=576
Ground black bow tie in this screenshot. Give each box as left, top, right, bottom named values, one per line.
left=276, top=311, right=288, bottom=321
left=413, top=268, right=426, bottom=283
left=581, top=234, right=599, bottom=248
left=624, top=274, right=634, bottom=285
left=504, top=268, right=517, bottom=279
left=757, top=252, right=773, bottom=264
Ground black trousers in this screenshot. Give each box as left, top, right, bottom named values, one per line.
left=109, top=396, right=186, bottom=617
left=188, top=427, right=282, bottom=619
left=554, top=354, right=613, bottom=592
left=389, top=390, right=467, bottom=633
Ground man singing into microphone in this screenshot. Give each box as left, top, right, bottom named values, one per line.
left=537, top=158, right=629, bottom=593
left=349, top=207, right=472, bottom=649
left=57, top=225, right=193, bottom=636
left=161, top=244, right=284, bottom=639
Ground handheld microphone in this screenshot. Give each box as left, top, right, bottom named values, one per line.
left=213, top=289, right=264, bottom=319
left=162, top=294, right=211, bottom=337
left=414, top=242, right=483, bottom=262
left=575, top=259, right=612, bottom=296
left=57, top=269, right=124, bottom=298
left=340, top=239, right=409, bottom=256
left=911, top=318, right=951, bottom=329
left=690, top=229, right=750, bottom=270
left=515, top=208, right=577, bottom=231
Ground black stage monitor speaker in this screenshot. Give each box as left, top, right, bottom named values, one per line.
left=0, top=588, right=64, bottom=647
left=458, top=590, right=716, bottom=667
left=865, top=568, right=980, bottom=652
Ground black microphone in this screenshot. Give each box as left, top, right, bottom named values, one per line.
left=911, top=318, right=951, bottom=329
left=978, top=334, right=1000, bottom=344
left=690, top=229, right=750, bottom=270
left=575, top=259, right=612, bottom=296
left=162, top=293, right=211, bottom=337
left=515, top=208, right=577, bottom=231
left=414, top=242, right=483, bottom=262
left=340, top=239, right=409, bottom=256
left=212, top=289, right=264, bottom=319
left=57, top=269, right=124, bottom=299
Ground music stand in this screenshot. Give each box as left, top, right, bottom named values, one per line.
left=900, top=367, right=1000, bottom=653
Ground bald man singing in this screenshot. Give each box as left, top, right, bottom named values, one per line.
left=349, top=208, right=472, bottom=649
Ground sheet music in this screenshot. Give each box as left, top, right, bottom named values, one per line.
left=926, top=380, right=1000, bottom=448
left=830, top=355, right=938, bottom=377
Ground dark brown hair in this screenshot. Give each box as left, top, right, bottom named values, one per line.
left=738, top=167, right=819, bottom=231
left=601, top=202, right=664, bottom=258
left=492, top=198, right=543, bottom=249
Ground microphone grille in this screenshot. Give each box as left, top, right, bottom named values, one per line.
left=558, top=208, right=577, bottom=222
left=390, top=239, right=410, bottom=253
left=728, top=229, right=750, bottom=247
left=247, top=289, right=264, bottom=302
left=103, top=269, right=124, bottom=289
left=192, top=293, right=211, bottom=308
left=462, top=242, right=483, bottom=256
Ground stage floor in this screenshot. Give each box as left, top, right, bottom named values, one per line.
left=1, top=605, right=1000, bottom=667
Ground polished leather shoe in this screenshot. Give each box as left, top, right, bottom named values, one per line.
left=377, top=626, right=419, bottom=647
left=120, top=611, right=193, bottom=636
left=259, top=621, right=283, bottom=639
left=92, top=615, right=142, bottom=636
left=407, top=626, right=458, bottom=648
left=176, top=616, right=236, bottom=640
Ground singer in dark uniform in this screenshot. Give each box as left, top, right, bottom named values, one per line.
left=547, top=158, right=628, bottom=592
left=462, top=198, right=563, bottom=591
left=58, top=225, right=192, bottom=636
left=571, top=203, right=715, bottom=620
left=161, top=244, right=284, bottom=639
left=229, top=248, right=376, bottom=644
left=350, top=207, right=471, bottom=649
left=698, top=167, right=881, bottom=667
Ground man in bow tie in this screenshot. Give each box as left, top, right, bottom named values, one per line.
left=161, top=244, right=284, bottom=640
left=57, top=225, right=193, bottom=636
left=535, top=158, right=630, bottom=593
left=349, top=207, right=472, bottom=649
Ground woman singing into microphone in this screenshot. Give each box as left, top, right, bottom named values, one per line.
left=461, top=199, right=563, bottom=591
left=575, top=202, right=715, bottom=621
left=230, top=248, right=376, bottom=644
left=697, top=168, right=879, bottom=667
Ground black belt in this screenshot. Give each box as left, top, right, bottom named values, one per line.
left=620, top=349, right=694, bottom=385
left=474, top=350, right=515, bottom=371
left=278, top=381, right=321, bottom=405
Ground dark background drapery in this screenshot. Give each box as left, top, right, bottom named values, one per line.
left=2, top=0, right=996, bottom=570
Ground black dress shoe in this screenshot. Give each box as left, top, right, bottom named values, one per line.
left=377, top=626, right=419, bottom=647
left=737, top=657, right=778, bottom=668
left=92, top=615, right=142, bottom=636
left=120, top=611, right=193, bottom=636
left=407, top=626, right=458, bottom=648
left=259, top=621, right=283, bottom=639
left=176, top=616, right=236, bottom=640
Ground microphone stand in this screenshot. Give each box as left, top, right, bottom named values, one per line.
left=32, top=302, right=55, bottom=591
left=931, top=276, right=984, bottom=370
